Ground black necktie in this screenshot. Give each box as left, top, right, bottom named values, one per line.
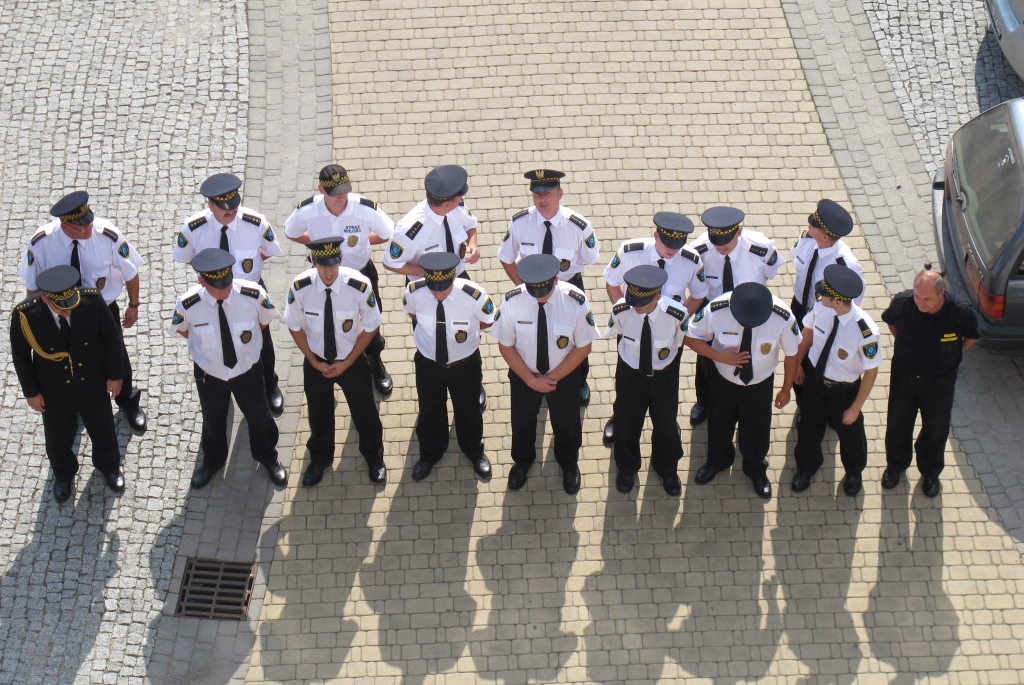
left=737, top=326, right=754, bottom=384
left=536, top=301, right=550, bottom=374
left=435, top=301, right=448, bottom=365
left=218, top=300, right=237, bottom=368
left=70, top=240, right=82, bottom=286
left=657, top=258, right=665, bottom=270
left=323, top=287, right=337, bottom=363
left=542, top=220, right=554, bottom=255
left=220, top=225, right=230, bottom=252
left=723, top=254, right=734, bottom=293
left=800, top=248, right=819, bottom=308
left=815, top=317, right=840, bottom=380
left=442, top=216, right=455, bottom=255
left=59, top=316, right=71, bottom=345
left=639, top=315, right=653, bottom=377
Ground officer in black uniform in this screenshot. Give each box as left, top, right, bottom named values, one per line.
left=10, top=265, right=127, bottom=503
left=881, top=268, right=979, bottom=497
left=604, top=265, right=688, bottom=495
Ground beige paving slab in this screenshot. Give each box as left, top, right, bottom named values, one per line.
left=246, top=0, right=1024, bottom=683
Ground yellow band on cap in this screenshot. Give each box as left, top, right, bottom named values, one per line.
left=309, top=244, right=341, bottom=258
left=812, top=210, right=838, bottom=238
left=626, top=284, right=661, bottom=298
left=821, top=280, right=851, bottom=302
left=424, top=268, right=456, bottom=282
left=658, top=227, right=687, bottom=239
left=707, top=223, right=740, bottom=236
left=321, top=173, right=350, bottom=189
left=202, top=266, right=232, bottom=280
left=211, top=189, right=238, bottom=203
left=61, top=204, right=91, bottom=221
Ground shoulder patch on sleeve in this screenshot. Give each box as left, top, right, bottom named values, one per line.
left=296, top=196, right=315, bottom=209
left=710, top=300, right=729, bottom=312
left=182, top=293, right=201, bottom=309
left=863, top=341, right=879, bottom=358
left=623, top=241, right=645, bottom=253
left=749, top=244, right=768, bottom=257
left=101, top=227, right=118, bottom=241
left=567, top=289, right=586, bottom=305
left=293, top=276, right=312, bottom=291
left=359, top=197, right=378, bottom=210
left=30, top=230, right=47, bottom=245
left=242, top=213, right=262, bottom=226
left=772, top=304, right=791, bottom=320
left=406, top=221, right=423, bottom=240
left=240, top=286, right=261, bottom=299
left=346, top=277, right=368, bottom=293
left=504, top=287, right=523, bottom=301
left=461, top=284, right=482, bottom=300
left=188, top=215, right=208, bottom=231
left=613, top=302, right=631, bottom=315
left=512, top=209, right=529, bottom=222
left=665, top=305, right=687, bottom=321
left=680, top=247, right=700, bottom=264
left=694, top=243, right=708, bottom=255
left=857, top=318, right=872, bottom=338
left=569, top=214, right=587, bottom=230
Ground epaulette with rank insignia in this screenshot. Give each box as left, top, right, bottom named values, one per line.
left=694, top=243, right=708, bottom=255
left=79, top=287, right=100, bottom=297
left=242, top=213, right=262, bottom=226
left=30, top=230, right=46, bottom=245
left=679, top=247, right=700, bottom=264
left=772, top=304, right=791, bottom=320
left=569, top=214, right=587, bottom=230
left=408, top=280, right=427, bottom=293
left=359, top=197, right=378, bottom=210
left=182, top=293, right=201, bottom=309
left=101, top=228, right=118, bottom=241
left=346, top=278, right=368, bottom=293
left=623, top=241, right=645, bottom=253
left=857, top=318, right=872, bottom=338
left=188, top=216, right=208, bottom=231
left=749, top=244, right=768, bottom=258
left=406, top=221, right=423, bottom=239
left=504, top=287, right=523, bottom=301
left=461, top=284, right=482, bottom=300
left=240, top=286, right=261, bottom=299
left=710, top=300, right=729, bottom=311
left=296, top=196, right=315, bottom=209
left=14, top=294, right=43, bottom=311
left=612, top=302, right=630, bottom=315
left=293, top=276, right=312, bottom=291
left=511, top=209, right=529, bottom=222
left=664, top=305, right=687, bottom=321
left=567, top=290, right=586, bottom=305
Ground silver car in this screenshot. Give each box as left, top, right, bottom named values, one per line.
left=989, top=0, right=1024, bottom=78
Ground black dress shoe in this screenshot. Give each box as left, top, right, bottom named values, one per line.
left=369, top=355, right=394, bottom=397
left=479, top=387, right=487, bottom=413
left=412, top=459, right=434, bottom=481
left=53, top=480, right=72, bottom=503
left=881, top=468, right=902, bottom=490
left=843, top=474, right=863, bottom=496
left=191, top=466, right=218, bottom=490
left=267, top=385, right=284, bottom=417
left=508, top=465, right=528, bottom=491
left=689, top=404, right=707, bottom=426
left=470, top=454, right=492, bottom=479
left=103, top=470, right=126, bottom=494
left=302, top=463, right=326, bottom=487
left=579, top=383, right=591, bottom=407
left=922, top=477, right=941, bottom=498
left=694, top=463, right=720, bottom=485
left=753, top=477, right=772, bottom=500
left=563, top=468, right=581, bottom=494
left=791, top=471, right=812, bottom=493
left=662, top=474, right=682, bottom=497
left=267, top=461, right=288, bottom=486
left=123, top=406, right=147, bottom=432
left=369, top=462, right=387, bottom=484
left=616, top=472, right=634, bottom=493
left=603, top=418, right=616, bottom=447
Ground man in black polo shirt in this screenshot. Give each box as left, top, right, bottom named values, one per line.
left=881, top=269, right=979, bottom=497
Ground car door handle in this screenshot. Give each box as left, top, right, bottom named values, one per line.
left=956, top=190, right=967, bottom=209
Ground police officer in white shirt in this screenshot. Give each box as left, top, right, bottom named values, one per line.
left=284, top=165, right=396, bottom=397
left=167, top=248, right=287, bottom=490
left=602, top=211, right=707, bottom=444
left=490, top=254, right=598, bottom=494
left=688, top=206, right=785, bottom=426
left=498, top=169, right=600, bottom=406
left=284, top=238, right=386, bottom=487
left=603, top=265, right=689, bottom=496
left=19, top=191, right=147, bottom=431
left=789, top=199, right=863, bottom=324
left=174, top=173, right=286, bottom=415
left=684, top=282, right=800, bottom=499
left=792, top=265, right=880, bottom=496
left=403, top=252, right=494, bottom=482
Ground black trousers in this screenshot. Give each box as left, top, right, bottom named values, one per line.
left=565, top=272, right=589, bottom=387
left=414, top=350, right=484, bottom=464
left=509, top=366, right=582, bottom=471
left=885, top=367, right=957, bottom=478
left=706, top=363, right=774, bottom=480
left=304, top=355, right=383, bottom=467
left=107, top=302, right=139, bottom=409
left=42, top=390, right=121, bottom=482
left=789, top=297, right=809, bottom=407
left=194, top=361, right=279, bottom=470
left=613, top=354, right=683, bottom=477
left=793, top=368, right=867, bottom=477
left=359, top=260, right=386, bottom=358
left=257, top=279, right=278, bottom=392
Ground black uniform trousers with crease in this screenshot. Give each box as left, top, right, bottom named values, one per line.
left=613, top=353, right=683, bottom=478
left=509, top=366, right=583, bottom=471
left=304, top=354, right=383, bottom=467
left=706, top=362, right=774, bottom=481
left=359, top=260, right=386, bottom=357
left=414, top=350, right=485, bottom=464
left=793, top=367, right=867, bottom=476
left=884, top=367, right=956, bottom=479
left=256, top=278, right=278, bottom=393
left=194, top=360, right=279, bottom=471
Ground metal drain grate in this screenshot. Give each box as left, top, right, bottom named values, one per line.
left=175, top=558, right=256, bottom=620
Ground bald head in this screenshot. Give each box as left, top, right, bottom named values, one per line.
left=913, top=270, right=946, bottom=313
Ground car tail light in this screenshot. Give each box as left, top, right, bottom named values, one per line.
left=966, top=257, right=1005, bottom=319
